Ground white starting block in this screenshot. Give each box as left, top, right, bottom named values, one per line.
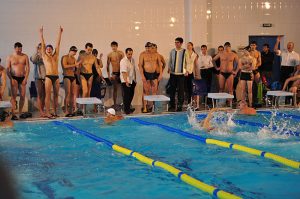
left=144, top=95, right=170, bottom=112
left=266, top=91, right=294, bottom=107
left=207, top=93, right=234, bottom=108
left=0, top=101, right=12, bottom=108
left=76, top=97, right=103, bottom=114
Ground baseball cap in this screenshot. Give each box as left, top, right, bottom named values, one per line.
left=69, top=46, right=78, bottom=52
left=107, top=108, right=116, bottom=116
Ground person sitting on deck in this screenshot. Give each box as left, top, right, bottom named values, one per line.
left=104, top=108, right=124, bottom=125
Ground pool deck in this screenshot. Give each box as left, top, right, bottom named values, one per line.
left=9, top=103, right=300, bottom=123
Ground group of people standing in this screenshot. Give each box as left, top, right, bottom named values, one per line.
left=1, top=28, right=300, bottom=120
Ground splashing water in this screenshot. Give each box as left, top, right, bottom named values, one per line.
left=186, top=105, right=202, bottom=129
left=187, top=105, right=236, bottom=134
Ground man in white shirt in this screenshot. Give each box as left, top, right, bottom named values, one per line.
left=198, top=45, right=213, bottom=92
left=120, top=48, right=136, bottom=114
left=274, top=36, right=300, bottom=87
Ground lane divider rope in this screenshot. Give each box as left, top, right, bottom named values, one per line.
left=52, top=121, right=242, bottom=199
left=130, top=118, right=300, bottom=169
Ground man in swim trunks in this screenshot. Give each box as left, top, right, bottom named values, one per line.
left=61, top=46, right=81, bottom=117
left=106, top=41, right=124, bottom=108
left=6, top=42, right=30, bottom=120
left=139, top=42, right=162, bottom=113
left=30, top=43, right=46, bottom=117
left=79, top=43, right=103, bottom=99
left=0, top=59, right=6, bottom=101
left=39, top=26, right=63, bottom=118
left=213, top=42, right=239, bottom=97
left=249, top=41, right=262, bottom=105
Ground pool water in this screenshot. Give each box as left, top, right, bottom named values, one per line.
left=0, top=110, right=299, bottom=199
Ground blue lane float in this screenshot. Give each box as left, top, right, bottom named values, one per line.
left=257, top=110, right=300, bottom=120
left=130, top=118, right=300, bottom=169
left=52, top=121, right=241, bottom=199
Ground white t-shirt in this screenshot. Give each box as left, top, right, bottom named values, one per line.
left=277, top=49, right=300, bottom=66
left=185, top=51, right=197, bottom=74
left=198, top=53, right=213, bottom=69
left=120, top=57, right=136, bottom=84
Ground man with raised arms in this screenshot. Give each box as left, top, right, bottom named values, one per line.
left=61, top=46, right=81, bottom=117
left=139, top=42, right=162, bottom=113
left=6, top=42, right=30, bottom=120
left=213, top=42, right=239, bottom=96
left=106, top=41, right=124, bottom=108
left=80, top=43, right=103, bottom=99
left=39, top=26, right=63, bottom=119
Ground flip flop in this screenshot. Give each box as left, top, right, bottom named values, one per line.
left=65, top=113, right=73, bottom=117
left=25, top=112, right=32, bottom=118
left=19, top=113, right=27, bottom=119
left=46, top=115, right=56, bottom=119
left=11, top=115, right=18, bottom=120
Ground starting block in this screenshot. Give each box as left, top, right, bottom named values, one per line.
left=207, top=93, right=234, bottom=108
left=144, top=95, right=170, bottom=112
left=0, top=101, right=12, bottom=108
left=76, top=97, right=104, bottom=114
left=266, top=91, right=294, bottom=107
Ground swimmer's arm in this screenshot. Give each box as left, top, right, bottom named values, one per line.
left=0, top=69, right=6, bottom=97
left=157, top=54, right=163, bottom=81
left=24, top=55, right=30, bottom=83
left=138, top=54, right=146, bottom=81
left=282, top=75, right=300, bottom=90
left=54, top=26, right=63, bottom=57
left=120, top=51, right=125, bottom=59
left=39, top=26, right=46, bottom=57
left=98, top=59, right=103, bottom=69
left=256, top=52, right=262, bottom=68
left=160, top=55, right=166, bottom=70
left=94, top=57, right=103, bottom=78
left=106, top=54, right=111, bottom=78
left=212, top=53, right=220, bottom=62
left=274, top=36, right=281, bottom=55
left=232, top=54, right=239, bottom=75
left=6, top=56, right=12, bottom=79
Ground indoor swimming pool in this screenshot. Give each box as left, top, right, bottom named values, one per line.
left=0, top=109, right=299, bottom=199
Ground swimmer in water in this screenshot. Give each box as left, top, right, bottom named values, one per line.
left=104, top=108, right=124, bottom=125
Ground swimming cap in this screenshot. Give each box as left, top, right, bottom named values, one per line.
left=107, top=108, right=116, bottom=116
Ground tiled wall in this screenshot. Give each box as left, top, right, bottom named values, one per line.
left=210, top=0, right=300, bottom=50
left=0, top=0, right=299, bottom=106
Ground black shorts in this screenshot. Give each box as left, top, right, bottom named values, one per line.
left=240, top=72, right=252, bottom=81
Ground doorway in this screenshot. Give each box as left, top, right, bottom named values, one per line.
left=249, top=35, right=281, bottom=81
